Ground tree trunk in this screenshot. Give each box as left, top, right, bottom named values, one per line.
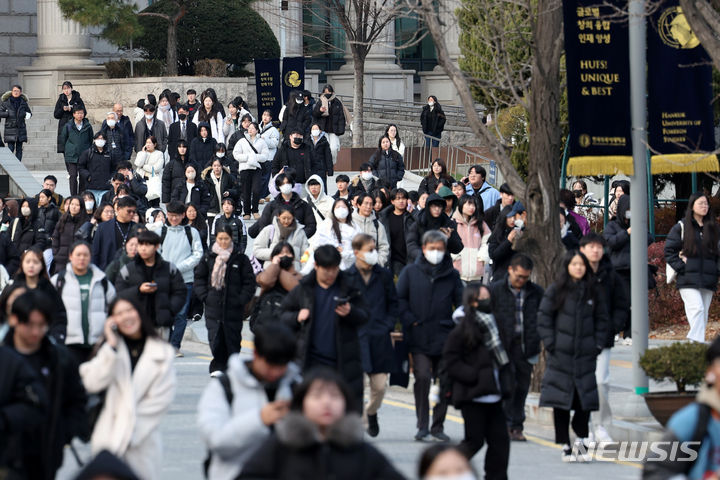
left=352, top=52, right=365, bottom=147
left=680, top=0, right=720, bottom=72
left=166, top=21, right=178, bottom=76
left=523, top=0, right=564, bottom=392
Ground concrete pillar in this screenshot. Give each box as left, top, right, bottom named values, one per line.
left=420, top=0, right=462, bottom=105
left=252, top=0, right=303, bottom=58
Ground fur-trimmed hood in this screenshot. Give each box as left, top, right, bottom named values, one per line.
left=1, top=91, right=28, bottom=102
left=275, top=412, right=364, bottom=449
left=201, top=164, right=232, bottom=181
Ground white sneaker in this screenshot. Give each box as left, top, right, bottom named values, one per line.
left=594, top=425, right=614, bottom=443
left=614, top=335, right=620, bottom=343
left=573, top=439, right=592, bottom=462
left=561, top=444, right=576, bottom=462
left=210, top=370, right=223, bottom=378
left=623, top=337, right=633, bottom=346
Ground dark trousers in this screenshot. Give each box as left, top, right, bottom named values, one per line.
left=391, top=260, right=406, bottom=278
left=553, top=388, right=591, bottom=445
left=66, top=344, right=93, bottom=367
left=65, top=161, right=78, bottom=195
left=260, top=161, right=271, bottom=198
left=617, top=270, right=631, bottom=337
left=169, top=284, right=193, bottom=349
left=8, top=141, right=23, bottom=161
left=460, top=401, right=510, bottom=480
left=413, top=353, right=448, bottom=433
left=240, top=168, right=262, bottom=215
left=206, top=317, right=242, bottom=373
left=503, top=343, right=533, bottom=431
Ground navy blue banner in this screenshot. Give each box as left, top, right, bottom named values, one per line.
left=254, top=58, right=282, bottom=122
left=647, top=1, right=717, bottom=172
left=281, top=57, right=305, bottom=104
left=562, top=0, right=633, bottom=175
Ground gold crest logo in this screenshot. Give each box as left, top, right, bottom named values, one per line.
left=579, top=134, right=591, bottom=148
left=658, top=7, right=700, bottom=49
left=284, top=71, right=301, bottom=87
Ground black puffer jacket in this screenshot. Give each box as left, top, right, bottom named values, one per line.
left=280, top=271, right=368, bottom=403
left=370, top=149, right=405, bottom=190
left=0, top=231, right=19, bottom=274
left=114, top=253, right=187, bottom=328
left=248, top=192, right=317, bottom=239
left=0, top=91, right=31, bottom=143
left=78, top=146, right=117, bottom=191
left=420, top=103, right=446, bottom=137
left=537, top=281, right=608, bottom=411
left=161, top=155, right=197, bottom=203
left=9, top=200, right=48, bottom=252
left=410, top=196, right=463, bottom=255
left=488, top=222, right=516, bottom=277
left=210, top=214, right=247, bottom=254
left=53, top=90, right=85, bottom=153
left=397, top=254, right=463, bottom=356
left=193, top=249, right=256, bottom=323
left=312, top=96, right=347, bottom=136
left=602, top=195, right=631, bottom=271
left=592, top=256, right=630, bottom=348
left=489, top=277, right=544, bottom=358
left=201, top=166, right=238, bottom=216
left=11, top=275, right=68, bottom=343
left=280, top=103, right=312, bottom=137
left=664, top=219, right=720, bottom=291
left=309, top=133, right=333, bottom=178
left=51, top=213, right=87, bottom=272
left=37, top=203, right=60, bottom=240
left=170, top=181, right=211, bottom=215
left=190, top=124, right=217, bottom=167
left=271, top=140, right=312, bottom=184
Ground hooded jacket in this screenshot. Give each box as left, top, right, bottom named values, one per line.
left=279, top=102, right=312, bottom=137
left=190, top=123, right=218, bottom=167
left=54, top=90, right=85, bottom=153
left=0, top=91, right=31, bottom=143
left=410, top=194, right=464, bottom=255
left=159, top=224, right=204, bottom=283
left=253, top=216, right=309, bottom=271
left=271, top=139, right=312, bottom=184
left=304, top=174, right=334, bottom=225
left=202, top=165, right=238, bottom=216
left=9, top=198, right=48, bottom=252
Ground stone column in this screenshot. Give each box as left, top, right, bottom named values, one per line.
left=34, top=0, right=95, bottom=66
left=285, top=0, right=304, bottom=58
left=420, top=0, right=462, bottom=105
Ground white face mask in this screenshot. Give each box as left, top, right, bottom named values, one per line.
left=425, top=473, right=476, bottom=480
left=84, top=200, right=94, bottom=211
left=428, top=101, right=435, bottom=107
left=145, top=114, right=154, bottom=120
left=216, top=152, right=225, bottom=158
left=21, top=206, right=31, bottom=217
left=362, top=249, right=379, bottom=266
left=106, top=120, right=116, bottom=128
left=280, top=184, right=293, bottom=195
left=361, top=171, right=373, bottom=181
left=295, top=98, right=304, bottom=104
left=311, top=129, right=320, bottom=137
left=94, top=139, right=106, bottom=148
left=187, top=171, right=196, bottom=180
left=334, top=207, right=349, bottom=220
left=424, top=249, right=444, bottom=265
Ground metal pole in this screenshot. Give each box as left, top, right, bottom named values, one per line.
left=603, top=176, right=610, bottom=229
left=560, top=134, right=570, bottom=189
left=130, top=39, right=134, bottom=78
left=647, top=150, right=655, bottom=237
left=629, top=0, right=649, bottom=395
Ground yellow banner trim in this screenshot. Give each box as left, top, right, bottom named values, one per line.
left=567, top=156, right=634, bottom=176
left=649, top=154, right=719, bottom=174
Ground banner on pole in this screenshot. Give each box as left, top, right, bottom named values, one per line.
left=254, top=58, right=282, bottom=122
left=562, top=1, right=633, bottom=176
left=647, top=1, right=718, bottom=174
left=281, top=57, right=305, bottom=104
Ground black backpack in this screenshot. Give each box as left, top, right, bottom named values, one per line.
left=249, top=288, right=286, bottom=333
left=203, top=373, right=234, bottom=478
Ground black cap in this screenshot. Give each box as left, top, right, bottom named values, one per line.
left=74, top=450, right=140, bottom=480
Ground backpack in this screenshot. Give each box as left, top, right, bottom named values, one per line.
left=161, top=225, right=194, bottom=248
left=249, top=287, right=286, bottom=333
left=203, top=373, right=233, bottom=478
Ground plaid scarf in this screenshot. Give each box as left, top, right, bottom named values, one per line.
left=475, top=311, right=509, bottom=367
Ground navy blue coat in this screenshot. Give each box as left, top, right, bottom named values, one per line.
left=396, top=254, right=463, bottom=356
left=345, top=264, right=399, bottom=373
left=91, top=219, right=137, bottom=270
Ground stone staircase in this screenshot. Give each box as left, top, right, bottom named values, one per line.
left=22, top=105, right=66, bottom=171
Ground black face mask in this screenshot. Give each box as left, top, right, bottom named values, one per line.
left=476, top=299, right=492, bottom=313
left=279, top=256, right=294, bottom=270
left=292, top=137, right=302, bottom=145
left=325, top=93, right=332, bottom=99
left=573, top=190, right=583, bottom=198
left=178, top=113, right=187, bottom=121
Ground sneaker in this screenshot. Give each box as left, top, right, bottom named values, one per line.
left=614, top=334, right=620, bottom=343
left=509, top=429, right=527, bottom=441
left=414, top=429, right=431, bottom=442
left=561, top=444, right=576, bottom=462
left=367, top=414, right=379, bottom=437
left=192, top=314, right=202, bottom=322
left=573, top=439, right=592, bottom=462
left=594, top=425, right=613, bottom=443
left=431, top=431, right=451, bottom=442
left=175, top=351, right=184, bottom=358
left=623, top=337, right=633, bottom=346
left=210, top=370, right=223, bottom=378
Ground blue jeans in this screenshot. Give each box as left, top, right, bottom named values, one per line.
left=169, top=283, right=193, bottom=349
left=89, top=189, right=109, bottom=205
left=8, top=141, right=23, bottom=161
left=424, top=135, right=440, bottom=148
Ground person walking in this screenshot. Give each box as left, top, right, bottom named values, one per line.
left=134, top=103, right=167, bottom=153
left=233, top=122, right=270, bottom=220
left=79, top=296, right=176, bottom=479
left=162, top=139, right=195, bottom=205
left=420, top=95, right=445, bottom=148
left=308, top=123, right=333, bottom=193
left=249, top=172, right=316, bottom=239
left=443, top=283, right=510, bottom=479
left=194, top=224, right=256, bottom=374
left=0, top=85, right=32, bottom=161
left=412, top=193, right=464, bottom=256
left=59, top=105, right=93, bottom=196
left=279, top=91, right=312, bottom=139
left=169, top=164, right=211, bottom=215
left=8, top=198, right=49, bottom=254
left=489, top=253, right=544, bottom=442
left=370, top=135, right=405, bottom=190
left=313, top=84, right=348, bottom=164
left=53, top=81, right=85, bottom=155
left=397, top=230, right=463, bottom=442
left=308, top=198, right=359, bottom=271
left=271, top=130, right=312, bottom=185
left=79, top=132, right=118, bottom=203
left=253, top=206, right=309, bottom=271
left=452, top=195, right=491, bottom=283
left=488, top=203, right=524, bottom=280
left=664, top=192, right=720, bottom=344
left=537, top=250, right=608, bottom=462
left=192, top=90, right=225, bottom=144
left=352, top=193, right=391, bottom=267
left=202, top=157, right=239, bottom=222
left=252, top=243, right=302, bottom=332
left=378, top=188, right=420, bottom=276
left=91, top=196, right=138, bottom=270
left=210, top=198, right=247, bottom=254
left=346, top=233, right=399, bottom=437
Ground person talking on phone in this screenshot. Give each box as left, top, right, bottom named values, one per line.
left=488, top=202, right=526, bottom=281
left=279, top=244, right=368, bottom=410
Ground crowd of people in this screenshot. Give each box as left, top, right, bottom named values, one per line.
left=0, top=81, right=718, bottom=480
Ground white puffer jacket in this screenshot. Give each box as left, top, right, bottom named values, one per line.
left=233, top=134, right=269, bottom=172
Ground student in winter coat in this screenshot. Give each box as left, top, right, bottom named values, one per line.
left=312, top=85, right=347, bottom=164
left=104, top=232, right=138, bottom=286
left=309, top=198, right=359, bottom=271
left=488, top=205, right=521, bottom=279
left=253, top=207, right=309, bottom=271
left=101, top=112, right=128, bottom=164
left=0, top=344, right=47, bottom=479
left=51, top=242, right=116, bottom=365
left=185, top=203, right=208, bottom=250
left=193, top=92, right=225, bottom=144
left=91, top=196, right=137, bottom=270
left=411, top=194, right=463, bottom=256
left=0, top=230, right=19, bottom=275
left=9, top=198, right=48, bottom=253
left=664, top=192, right=720, bottom=344
left=452, top=195, right=491, bottom=283
left=53, top=81, right=85, bottom=153
left=79, top=297, right=176, bottom=480
left=443, top=284, right=510, bottom=477
left=114, top=230, right=187, bottom=332
left=378, top=188, right=420, bottom=275
left=0, top=85, right=32, bottom=160
left=210, top=198, right=247, bottom=254
left=79, top=132, right=118, bottom=201
left=234, top=123, right=270, bottom=219
left=279, top=91, right=312, bottom=138
left=193, top=225, right=256, bottom=373
left=37, top=189, right=61, bottom=241
left=198, top=324, right=300, bottom=480
left=252, top=243, right=303, bottom=332
left=162, top=140, right=195, bottom=204
left=239, top=368, right=404, bottom=480
left=305, top=174, right=334, bottom=226
left=60, top=106, right=93, bottom=195
left=51, top=196, right=88, bottom=272
left=271, top=130, right=313, bottom=184
left=134, top=135, right=165, bottom=181
left=418, top=159, right=454, bottom=196
left=190, top=123, right=218, bottom=168
left=397, top=231, right=463, bottom=442
left=2, top=291, right=86, bottom=480
left=345, top=234, right=399, bottom=437
left=537, top=250, right=608, bottom=461
left=351, top=193, right=390, bottom=267
left=170, top=164, right=211, bottom=214
left=420, top=95, right=446, bottom=147
left=134, top=104, right=168, bottom=153
left=221, top=96, right=253, bottom=140
left=279, top=246, right=369, bottom=406
left=370, top=135, right=405, bottom=190
left=348, top=163, right=379, bottom=197
left=202, top=159, right=239, bottom=218
left=249, top=173, right=317, bottom=238
left=308, top=124, right=333, bottom=191
left=259, top=110, right=280, bottom=198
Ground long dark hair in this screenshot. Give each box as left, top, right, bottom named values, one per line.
left=289, top=367, right=356, bottom=413
left=330, top=198, right=351, bottom=244
left=458, top=283, right=489, bottom=349
left=55, top=195, right=88, bottom=235
left=16, top=248, right=49, bottom=281
left=198, top=90, right=222, bottom=122
left=552, top=250, right=593, bottom=311
left=683, top=192, right=719, bottom=257
left=107, top=296, right=158, bottom=340
left=184, top=202, right=207, bottom=231
left=426, top=158, right=452, bottom=182
left=384, top=124, right=402, bottom=145
left=492, top=204, right=514, bottom=240
left=457, top=194, right=484, bottom=227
